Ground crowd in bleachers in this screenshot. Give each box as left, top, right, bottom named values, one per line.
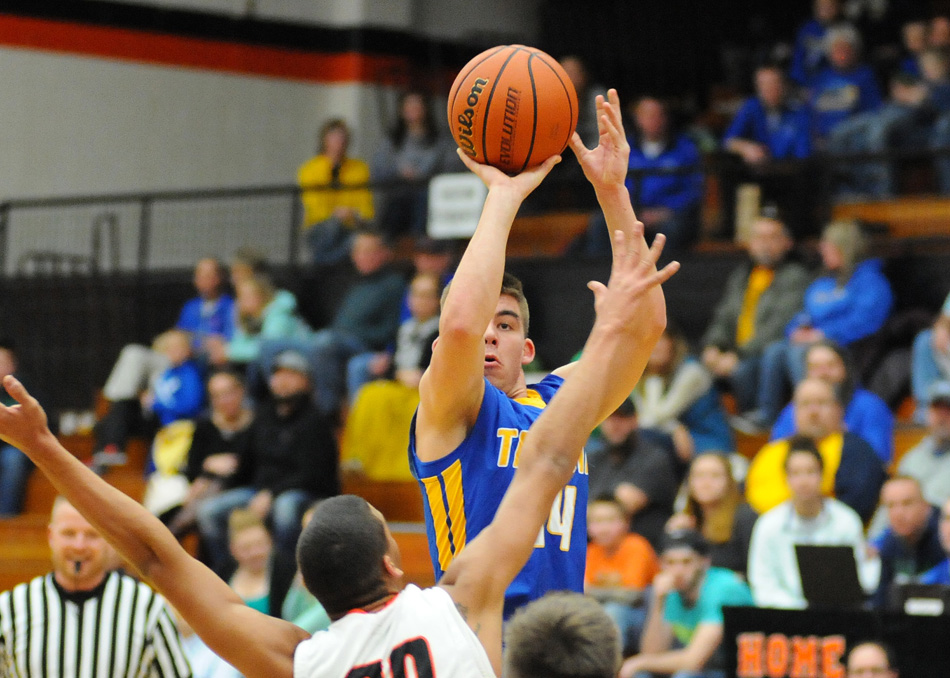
left=25, top=201, right=942, bottom=673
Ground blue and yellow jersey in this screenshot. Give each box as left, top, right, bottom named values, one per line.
left=409, top=374, right=589, bottom=619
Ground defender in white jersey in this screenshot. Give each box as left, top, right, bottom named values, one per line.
left=0, top=90, right=677, bottom=678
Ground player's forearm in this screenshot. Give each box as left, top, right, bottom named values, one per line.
left=595, top=184, right=652, bottom=258
left=522, top=311, right=665, bottom=484
left=584, top=293, right=668, bottom=424
left=585, top=586, right=643, bottom=605
left=439, top=188, right=520, bottom=336
left=632, top=648, right=703, bottom=674
left=22, top=431, right=182, bottom=580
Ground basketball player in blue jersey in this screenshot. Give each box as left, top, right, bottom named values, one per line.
left=0, top=180, right=677, bottom=678
left=411, top=89, right=667, bottom=617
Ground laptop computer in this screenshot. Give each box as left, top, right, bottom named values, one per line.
left=893, top=583, right=950, bottom=616
left=795, top=544, right=866, bottom=608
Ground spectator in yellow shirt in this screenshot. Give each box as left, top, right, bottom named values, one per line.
left=297, top=119, right=374, bottom=266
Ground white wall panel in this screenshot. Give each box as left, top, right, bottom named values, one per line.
left=0, top=47, right=391, bottom=198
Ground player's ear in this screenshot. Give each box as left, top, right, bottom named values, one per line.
left=382, top=554, right=404, bottom=580
left=521, top=338, right=536, bottom=365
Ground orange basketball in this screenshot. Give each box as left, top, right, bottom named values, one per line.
left=448, top=45, right=578, bottom=174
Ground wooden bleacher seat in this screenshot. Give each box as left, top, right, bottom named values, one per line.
left=735, top=430, right=770, bottom=460
left=341, top=475, right=424, bottom=523
left=832, top=197, right=950, bottom=239
left=390, top=526, right=435, bottom=587
left=508, top=211, right=590, bottom=258
left=891, top=425, right=928, bottom=474
left=0, top=515, right=50, bottom=592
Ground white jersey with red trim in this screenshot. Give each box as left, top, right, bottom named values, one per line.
left=293, top=584, right=495, bottom=678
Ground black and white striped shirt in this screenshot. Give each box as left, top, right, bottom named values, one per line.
left=0, top=570, right=192, bottom=678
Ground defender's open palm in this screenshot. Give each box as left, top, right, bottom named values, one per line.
left=569, top=88, right=630, bottom=191
left=588, top=227, right=679, bottom=334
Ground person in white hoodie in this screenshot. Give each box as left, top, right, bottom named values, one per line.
left=747, top=435, right=878, bottom=608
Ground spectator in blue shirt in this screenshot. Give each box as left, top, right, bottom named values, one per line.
left=789, top=0, right=843, bottom=86
left=177, top=258, right=235, bottom=360
left=810, top=24, right=883, bottom=144
left=725, top=65, right=812, bottom=164
left=744, top=220, right=893, bottom=428
left=830, top=53, right=950, bottom=199
left=873, top=477, right=945, bottom=607
left=626, top=97, right=703, bottom=252
left=148, top=330, right=206, bottom=427
left=899, top=20, right=929, bottom=78
left=771, top=340, right=894, bottom=464
left=720, top=68, right=815, bottom=239
left=919, top=497, right=950, bottom=585
left=94, top=329, right=206, bottom=468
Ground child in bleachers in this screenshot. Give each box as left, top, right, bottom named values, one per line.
left=585, top=496, right=659, bottom=656
left=95, top=329, right=205, bottom=469
left=138, top=330, right=207, bottom=516
left=227, top=508, right=271, bottom=612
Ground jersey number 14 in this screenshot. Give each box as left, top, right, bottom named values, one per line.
left=535, top=485, right=577, bottom=552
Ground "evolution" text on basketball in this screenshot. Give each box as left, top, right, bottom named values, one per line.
left=499, top=87, right=521, bottom=168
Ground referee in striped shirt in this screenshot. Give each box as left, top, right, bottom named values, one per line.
left=0, top=497, right=192, bottom=678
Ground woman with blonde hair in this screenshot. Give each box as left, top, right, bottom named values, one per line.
left=738, top=219, right=893, bottom=430
left=666, top=452, right=758, bottom=575
left=225, top=275, right=312, bottom=368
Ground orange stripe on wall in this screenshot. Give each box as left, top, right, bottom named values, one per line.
left=0, top=14, right=410, bottom=84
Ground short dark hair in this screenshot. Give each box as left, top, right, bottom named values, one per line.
left=660, top=528, right=709, bottom=557
left=504, top=592, right=620, bottom=678
left=440, top=271, right=531, bottom=336
left=609, top=397, right=636, bottom=418
left=296, top=495, right=391, bottom=618
left=785, top=435, right=824, bottom=472
left=207, top=366, right=245, bottom=387
left=0, top=337, right=15, bottom=355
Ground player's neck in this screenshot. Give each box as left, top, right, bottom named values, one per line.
left=333, top=591, right=399, bottom=621
left=503, top=372, right=529, bottom=400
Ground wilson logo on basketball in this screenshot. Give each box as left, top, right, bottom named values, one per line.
left=456, top=77, right=489, bottom=158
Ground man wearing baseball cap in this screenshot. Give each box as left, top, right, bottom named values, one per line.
left=197, top=350, right=339, bottom=574
left=619, top=529, right=752, bottom=678
left=897, top=381, right=950, bottom=508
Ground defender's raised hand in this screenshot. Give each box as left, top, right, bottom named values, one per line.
left=0, top=376, right=56, bottom=453
left=569, top=88, right=630, bottom=191
left=587, top=227, right=680, bottom=335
